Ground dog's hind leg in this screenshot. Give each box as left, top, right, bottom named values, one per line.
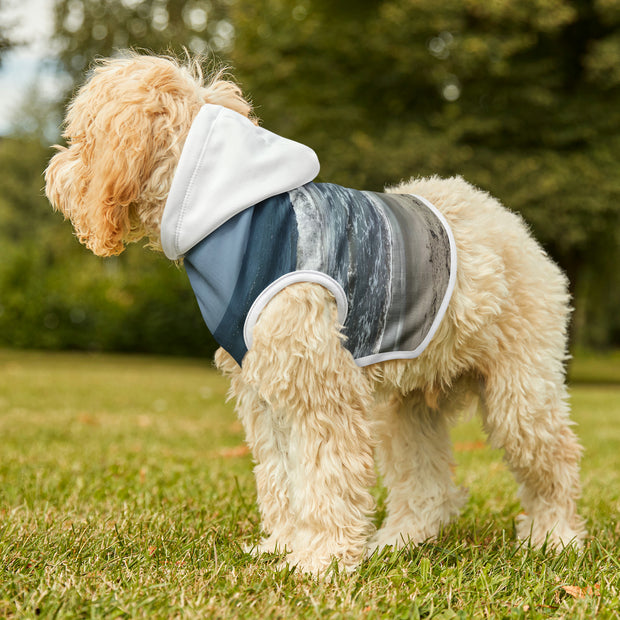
left=370, top=392, right=467, bottom=552
left=481, top=361, right=586, bottom=549
left=241, top=283, right=377, bottom=574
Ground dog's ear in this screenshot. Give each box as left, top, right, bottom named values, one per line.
left=45, top=54, right=256, bottom=257
left=45, top=98, right=164, bottom=257
left=46, top=57, right=198, bottom=256
left=75, top=96, right=166, bottom=256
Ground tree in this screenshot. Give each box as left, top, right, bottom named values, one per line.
left=38, top=0, right=620, bottom=349
left=0, top=133, right=218, bottom=356
left=52, top=0, right=234, bottom=81
left=229, top=0, right=620, bottom=346
left=0, top=0, right=17, bottom=66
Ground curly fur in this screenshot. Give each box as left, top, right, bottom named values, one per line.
left=45, top=53, right=585, bottom=575
left=45, top=52, right=253, bottom=256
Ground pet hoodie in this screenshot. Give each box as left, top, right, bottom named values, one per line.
left=160, top=104, right=457, bottom=367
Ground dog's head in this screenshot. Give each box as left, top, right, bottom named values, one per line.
left=45, top=52, right=253, bottom=256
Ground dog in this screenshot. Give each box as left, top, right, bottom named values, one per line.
left=45, top=52, right=585, bottom=574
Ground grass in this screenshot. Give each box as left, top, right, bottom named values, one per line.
left=1, top=349, right=619, bottom=619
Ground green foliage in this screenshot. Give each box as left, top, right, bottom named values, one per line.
left=0, top=0, right=17, bottom=66
left=53, top=0, right=233, bottom=80
left=229, top=0, right=620, bottom=347
left=230, top=0, right=620, bottom=240
left=1, top=0, right=618, bottom=351
left=0, top=136, right=217, bottom=356
left=1, top=350, right=619, bottom=617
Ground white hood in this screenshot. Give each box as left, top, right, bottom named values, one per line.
left=160, top=104, right=320, bottom=260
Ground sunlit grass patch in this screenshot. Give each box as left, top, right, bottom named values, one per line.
left=1, top=349, right=618, bottom=618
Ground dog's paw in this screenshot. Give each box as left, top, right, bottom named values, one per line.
left=369, top=525, right=436, bottom=554
left=371, top=487, right=468, bottom=553
left=280, top=551, right=359, bottom=577
left=516, top=513, right=586, bottom=550
left=244, top=535, right=289, bottom=556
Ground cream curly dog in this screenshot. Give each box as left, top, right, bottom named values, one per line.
left=45, top=53, right=585, bottom=574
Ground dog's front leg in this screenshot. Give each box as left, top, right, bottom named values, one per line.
left=241, top=283, right=376, bottom=575
left=215, top=348, right=296, bottom=554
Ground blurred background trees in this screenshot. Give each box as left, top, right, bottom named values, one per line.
left=1, top=0, right=619, bottom=355
left=0, top=0, right=17, bottom=63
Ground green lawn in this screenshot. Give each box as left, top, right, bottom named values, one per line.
left=1, top=349, right=619, bottom=619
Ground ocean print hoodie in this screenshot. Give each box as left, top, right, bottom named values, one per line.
left=160, top=104, right=457, bottom=367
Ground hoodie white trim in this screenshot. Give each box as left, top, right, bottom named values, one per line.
left=243, top=270, right=349, bottom=351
